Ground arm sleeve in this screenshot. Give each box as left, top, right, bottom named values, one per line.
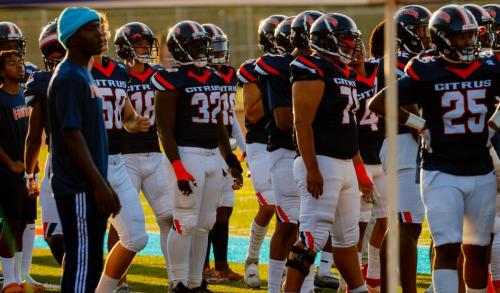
left=231, top=112, right=246, bottom=152
left=54, top=77, right=84, bottom=130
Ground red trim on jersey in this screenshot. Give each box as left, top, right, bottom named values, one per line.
left=92, top=59, right=116, bottom=78
left=298, top=56, right=324, bottom=77
left=304, top=231, right=314, bottom=250
left=403, top=212, right=413, bottom=223
left=154, top=73, right=176, bottom=90
left=397, top=60, right=407, bottom=72
left=332, top=62, right=350, bottom=78
left=257, top=58, right=280, bottom=75
left=256, top=192, right=268, bottom=206
left=406, top=64, right=421, bottom=81
left=218, top=67, right=234, bottom=84
left=445, top=60, right=481, bottom=79
left=188, top=69, right=212, bottom=84
left=129, top=66, right=154, bottom=83
left=356, top=66, right=378, bottom=87
left=174, top=219, right=183, bottom=235
left=276, top=206, right=290, bottom=223
left=239, top=66, right=257, bottom=82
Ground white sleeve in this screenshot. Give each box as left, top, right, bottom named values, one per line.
left=231, top=112, right=246, bottom=153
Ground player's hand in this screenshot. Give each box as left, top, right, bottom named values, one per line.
left=133, top=115, right=151, bottom=133
left=487, top=125, right=496, bottom=148
left=420, top=128, right=432, bottom=153
left=362, top=189, right=379, bottom=206
left=25, top=176, right=39, bottom=199
left=9, top=160, right=25, bottom=174
left=94, top=182, right=121, bottom=218
left=306, top=168, right=323, bottom=198
left=230, top=167, right=243, bottom=190
left=358, top=177, right=374, bottom=197
left=172, top=160, right=196, bottom=196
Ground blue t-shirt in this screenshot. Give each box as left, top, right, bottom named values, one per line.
left=48, top=59, right=108, bottom=196
left=0, top=88, right=29, bottom=177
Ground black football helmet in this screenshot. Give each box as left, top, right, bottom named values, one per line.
left=258, top=15, right=287, bottom=54
left=202, top=23, right=229, bottom=65
left=0, top=22, right=26, bottom=57
left=483, top=4, right=500, bottom=51
left=394, top=5, right=432, bottom=54
left=463, top=4, right=494, bottom=50
left=430, top=5, right=479, bottom=63
left=114, top=22, right=159, bottom=63
left=291, top=10, right=324, bottom=50
left=167, top=20, right=210, bottom=67
left=39, top=20, right=66, bottom=71
left=310, top=13, right=363, bottom=64
left=274, top=16, right=295, bottom=54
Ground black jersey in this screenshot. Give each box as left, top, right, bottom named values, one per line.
left=24, top=71, right=51, bottom=146
left=291, top=55, right=359, bottom=159
left=376, top=50, right=415, bottom=135
left=150, top=65, right=224, bottom=149
left=91, top=56, right=130, bottom=155
left=237, top=59, right=269, bottom=144
left=399, top=54, right=500, bottom=176
left=255, top=53, right=294, bottom=152
left=215, top=65, right=238, bottom=135
left=122, top=63, right=163, bottom=154
left=355, top=58, right=384, bottom=164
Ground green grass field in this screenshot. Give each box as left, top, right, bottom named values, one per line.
left=30, top=146, right=432, bottom=292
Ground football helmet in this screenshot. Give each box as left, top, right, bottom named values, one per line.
left=0, top=22, right=25, bottom=57
left=291, top=10, right=324, bottom=50
left=482, top=4, right=500, bottom=51
left=430, top=5, right=480, bottom=63
left=463, top=4, right=494, bottom=50
left=274, top=16, right=295, bottom=54
left=310, top=13, right=363, bottom=64
left=258, top=15, right=286, bottom=54
left=394, top=5, right=433, bottom=54
left=114, top=22, right=159, bottom=63
left=39, top=20, right=66, bottom=71
left=167, top=20, right=210, bottom=67
left=202, top=23, right=229, bottom=65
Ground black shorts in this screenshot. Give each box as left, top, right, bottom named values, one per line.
left=0, top=172, right=36, bottom=221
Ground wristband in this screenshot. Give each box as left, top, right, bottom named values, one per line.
left=172, top=160, right=193, bottom=181
left=354, top=162, right=373, bottom=186
left=405, top=113, right=426, bottom=130
left=24, top=172, right=34, bottom=180
left=225, top=153, right=243, bottom=174
left=489, top=109, right=500, bottom=130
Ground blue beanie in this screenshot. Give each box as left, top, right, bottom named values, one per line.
left=57, top=7, right=100, bottom=49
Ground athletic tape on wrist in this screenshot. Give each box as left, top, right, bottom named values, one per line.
left=405, top=113, right=426, bottom=130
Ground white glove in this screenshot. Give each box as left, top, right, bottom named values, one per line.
left=489, top=146, right=500, bottom=193
left=487, top=126, right=496, bottom=148
left=421, top=129, right=432, bottom=153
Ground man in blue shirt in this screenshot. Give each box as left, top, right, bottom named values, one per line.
left=48, top=7, right=120, bottom=293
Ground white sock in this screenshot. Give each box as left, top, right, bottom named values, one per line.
left=187, top=231, right=208, bottom=289
left=366, top=244, right=381, bottom=280
left=13, top=252, right=22, bottom=284
left=21, top=223, right=36, bottom=277
left=433, top=269, right=458, bottom=293
left=358, top=251, right=363, bottom=266
left=95, top=274, right=119, bottom=293
left=318, top=251, right=333, bottom=277
left=247, top=220, right=268, bottom=260
left=156, top=215, right=172, bottom=270
left=350, top=284, right=368, bottom=293
left=167, top=229, right=192, bottom=286
left=300, top=266, right=315, bottom=293
left=1, top=257, right=16, bottom=286
left=465, top=288, right=487, bottom=293
left=268, top=259, right=286, bottom=293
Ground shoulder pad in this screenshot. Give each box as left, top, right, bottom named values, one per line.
left=24, top=62, right=40, bottom=72
left=237, top=59, right=258, bottom=85
left=24, top=71, right=52, bottom=106
left=478, top=53, right=500, bottom=73
left=148, top=62, right=165, bottom=72
left=150, top=66, right=186, bottom=91
left=403, top=56, right=440, bottom=81
left=255, top=54, right=283, bottom=76
left=109, top=57, right=129, bottom=75
left=290, top=55, right=325, bottom=80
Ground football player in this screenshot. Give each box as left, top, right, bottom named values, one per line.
left=284, top=12, right=371, bottom=293
left=90, top=14, right=152, bottom=293
left=350, top=40, right=387, bottom=293
left=113, top=21, right=175, bottom=289
left=24, top=20, right=66, bottom=292
left=375, top=5, right=432, bottom=293
left=255, top=11, right=322, bottom=293
left=370, top=5, right=500, bottom=292
left=463, top=4, right=495, bottom=53
left=201, top=23, right=245, bottom=283
left=152, top=20, right=243, bottom=292
left=237, top=14, right=285, bottom=289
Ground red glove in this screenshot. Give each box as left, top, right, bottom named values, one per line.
left=172, top=160, right=195, bottom=182
left=354, top=161, right=373, bottom=186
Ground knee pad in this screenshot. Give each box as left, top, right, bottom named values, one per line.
left=285, top=245, right=316, bottom=276
left=156, top=214, right=173, bottom=231
left=172, top=215, right=198, bottom=236
left=331, top=224, right=359, bottom=248
left=121, top=232, right=149, bottom=252
left=197, top=214, right=216, bottom=234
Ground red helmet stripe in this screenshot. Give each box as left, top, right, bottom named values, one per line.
left=456, top=7, right=471, bottom=26
left=188, top=22, right=199, bottom=33
left=40, top=32, right=58, bottom=48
